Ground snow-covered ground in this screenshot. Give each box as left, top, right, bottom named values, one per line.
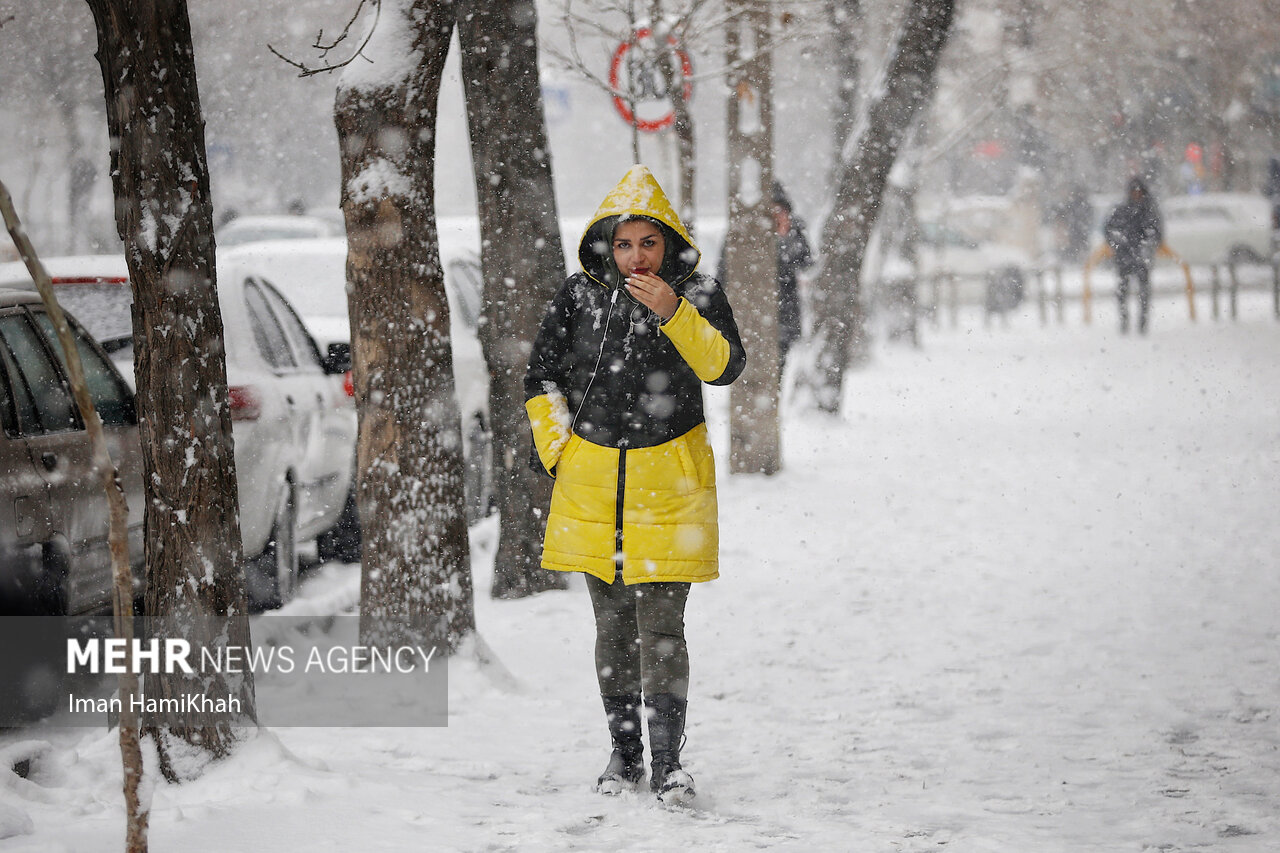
left=3, top=292, right=1278, bottom=852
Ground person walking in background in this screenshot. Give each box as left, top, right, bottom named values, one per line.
left=718, top=181, right=813, bottom=372
left=771, top=182, right=814, bottom=370
left=1265, top=157, right=1280, bottom=253
left=1105, top=176, right=1163, bottom=334
left=524, top=165, right=745, bottom=805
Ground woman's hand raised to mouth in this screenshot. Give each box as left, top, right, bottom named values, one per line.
left=625, top=269, right=679, bottom=321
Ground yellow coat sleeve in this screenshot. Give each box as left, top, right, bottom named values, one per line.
left=659, top=297, right=732, bottom=382
left=526, top=390, right=572, bottom=476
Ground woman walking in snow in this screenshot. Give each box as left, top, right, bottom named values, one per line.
left=524, top=165, right=745, bottom=804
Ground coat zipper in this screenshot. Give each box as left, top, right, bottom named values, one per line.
left=614, top=447, right=627, bottom=575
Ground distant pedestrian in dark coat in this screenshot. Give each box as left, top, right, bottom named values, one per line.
left=1265, top=158, right=1280, bottom=248
left=773, top=183, right=813, bottom=368
left=1105, top=177, right=1163, bottom=334
left=717, top=182, right=813, bottom=371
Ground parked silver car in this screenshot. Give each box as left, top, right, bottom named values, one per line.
left=0, top=255, right=358, bottom=609
left=0, top=288, right=144, bottom=617
left=1163, top=193, right=1274, bottom=265
left=217, top=225, right=496, bottom=523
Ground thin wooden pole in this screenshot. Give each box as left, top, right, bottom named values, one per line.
left=1227, top=262, right=1239, bottom=321
left=1181, top=262, right=1196, bottom=322
left=0, top=176, right=149, bottom=853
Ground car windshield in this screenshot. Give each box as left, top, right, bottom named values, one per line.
left=54, top=283, right=134, bottom=346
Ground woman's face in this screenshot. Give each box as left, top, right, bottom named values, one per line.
left=612, top=219, right=665, bottom=278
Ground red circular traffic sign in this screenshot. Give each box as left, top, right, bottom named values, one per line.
left=609, top=28, right=693, bottom=133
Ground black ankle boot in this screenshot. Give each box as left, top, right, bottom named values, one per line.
left=597, top=694, right=645, bottom=794
left=645, top=693, right=695, bottom=804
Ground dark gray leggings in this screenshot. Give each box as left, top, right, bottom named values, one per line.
left=586, top=571, right=690, bottom=698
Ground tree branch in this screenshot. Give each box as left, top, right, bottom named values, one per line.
left=268, top=0, right=381, bottom=78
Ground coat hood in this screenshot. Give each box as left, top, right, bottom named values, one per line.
left=578, top=165, right=700, bottom=289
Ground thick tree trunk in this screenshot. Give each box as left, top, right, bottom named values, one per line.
left=827, top=0, right=861, bottom=191
left=86, top=0, right=257, bottom=786
left=807, top=0, right=955, bottom=413
left=725, top=3, right=780, bottom=474
left=336, top=0, right=475, bottom=648
left=456, top=0, right=568, bottom=599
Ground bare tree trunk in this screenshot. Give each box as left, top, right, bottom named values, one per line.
left=53, top=95, right=97, bottom=255
left=827, top=0, right=861, bottom=191
left=648, top=4, right=697, bottom=231
left=0, top=180, right=147, bottom=851
left=806, top=0, right=955, bottom=413
left=673, top=94, right=696, bottom=233
left=456, top=0, right=568, bottom=600
left=335, top=0, right=475, bottom=648
left=725, top=2, right=780, bottom=474
left=85, top=0, right=257, bottom=785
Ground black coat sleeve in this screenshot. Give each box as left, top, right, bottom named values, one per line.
left=524, top=278, right=577, bottom=402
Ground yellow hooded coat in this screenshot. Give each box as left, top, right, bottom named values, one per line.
left=524, top=166, right=746, bottom=584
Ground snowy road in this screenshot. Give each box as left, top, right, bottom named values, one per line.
left=3, top=294, right=1278, bottom=851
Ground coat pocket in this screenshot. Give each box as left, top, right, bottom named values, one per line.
left=557, top=433, right=584, bottom=473
left=673, top=436, right=706, bottom=496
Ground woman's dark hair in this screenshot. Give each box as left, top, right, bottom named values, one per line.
left=579, top=213, right=698, bottom=289
left=772, top=181, right=793, bottom=214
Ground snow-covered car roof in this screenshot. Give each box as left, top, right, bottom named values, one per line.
left=0, top=256, right=134, bottom=346
left=218, top=232, right=485, bottom=332
left=216, top=214, right=342, bottom=248
left=0, top=254, right=130, bottom=287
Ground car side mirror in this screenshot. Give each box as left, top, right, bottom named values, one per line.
left=322, top=341, right=351, bottom=375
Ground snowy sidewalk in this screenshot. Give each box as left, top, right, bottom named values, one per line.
left=3, top=298, right=1278, bottom=852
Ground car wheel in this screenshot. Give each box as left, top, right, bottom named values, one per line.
left=245, top=484, right=298, bottom=611
left=34, top=542, right=70, bottom=615
left=317, top=485, right=361, bottom=564
left=1227, top=245, right=1264, bottom=265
